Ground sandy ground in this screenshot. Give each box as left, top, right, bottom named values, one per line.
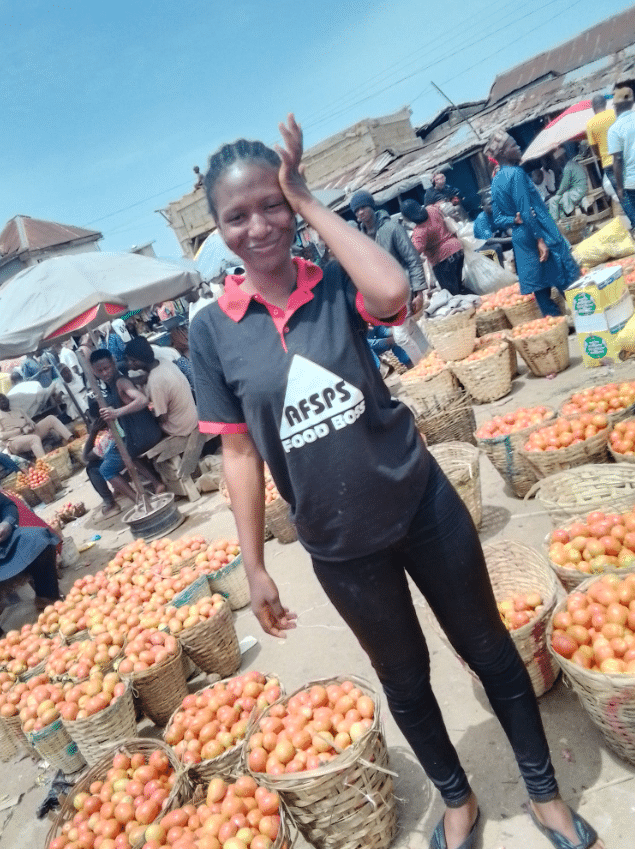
left=1, top=334, right=635, bottom=848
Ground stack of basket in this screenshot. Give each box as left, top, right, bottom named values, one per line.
left=425, top=308, right=477, bottom=363
left=449, top=338, right=513, bottom=403
left=412, top=388, right=477, bottom=447
left=45, top=446, right=73, bottom=481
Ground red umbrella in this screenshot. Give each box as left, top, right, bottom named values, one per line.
left=521, top=99, right=596, bottom=163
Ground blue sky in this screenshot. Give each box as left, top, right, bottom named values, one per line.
left=1, top=0, right=632, bottom=257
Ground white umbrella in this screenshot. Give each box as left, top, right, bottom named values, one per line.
left=194, top=232, right=242, bottom=281
left=0, top=251, right=201, bottom=358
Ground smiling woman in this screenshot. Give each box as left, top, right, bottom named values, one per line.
left=189, top=115, right=604, bottom=849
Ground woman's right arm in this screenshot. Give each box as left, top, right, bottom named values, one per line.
left=222, top=432, right=296, bottom=638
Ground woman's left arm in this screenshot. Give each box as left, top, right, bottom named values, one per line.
left=277, top=115, right=410, bottom=319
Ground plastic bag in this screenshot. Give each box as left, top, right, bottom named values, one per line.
left=572, top=217, right=635, bottom=268
left=461, top=246, right=517, bottom=295
left=615, top=313, right=635, bottom=353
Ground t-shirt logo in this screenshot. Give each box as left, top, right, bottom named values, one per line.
left=280, top=355, right=365, bottom=452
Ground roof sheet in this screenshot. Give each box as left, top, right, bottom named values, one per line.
left=0, top=216, right=102, bottom=258
left=488, top=7, right=635, bottom=103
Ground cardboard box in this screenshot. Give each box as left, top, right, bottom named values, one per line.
left=565, top=267, right=634, bottom=366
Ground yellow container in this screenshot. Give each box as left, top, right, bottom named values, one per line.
left=0, top=373, right=10, bottom=395
left=566, top=267, right=634, bottom=366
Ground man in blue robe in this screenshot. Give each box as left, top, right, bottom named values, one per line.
left=485, top=130, right=580, bottom=316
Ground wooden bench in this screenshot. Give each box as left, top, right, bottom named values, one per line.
left=143, top=430, right=209, bottom=502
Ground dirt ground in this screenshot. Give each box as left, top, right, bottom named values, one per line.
left=1, top=334, right=634, bottom=848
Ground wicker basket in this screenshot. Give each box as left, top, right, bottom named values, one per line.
left=45, top=446, right=72, bottom=481
left=557, top=215, right=587, bottom=245
left=207, top=553, right=250, bottom=609
left=610, top=445, right=635, bottom=464
left=120, top=643, right=188, bottom=726
left=166, top=674, right=282, bottom=783
left=476, top=411, right=555, bottom=499
left=475, top=307, right=511, bottom=336
left=67, top=436, right=88, bottom=464
left=171, top=574, right=212, bottom=607
left=484, top=541, right=559, bottom=696
left=265, top=496, right=297, bottom=544
left=520, top=426, right=610, bottom=480
left=64, top=628, right=90, bottom=645
left=61, top=681, right=137, bottom=766
left=400, top=368, right=458, bottom=409
left=0, top=472, right=19, bottom=493
left=244, top=675, right=398, bottom=849
left=428, top=442, right=482, bottom=528
left=47, top=466, right=62, bottom=491
left=427, top=320, right=477, bottom=362
left=0, top=718, right=19, bottom=762
left=178, top=598, right=241, bottom=677
left=44, top=739, right=193, bottom=849
left=527, top=464, right=635, bottom=525
left=414, top=389, right=477, bottom=446
left=32, top=478, right=57, bottom=504
left=475, top=331, right=518, bottom=377
left=511, top=318, right=570, bottom=377
left=426, top=308, right=476, bottom=333
left=503, top=296, right=543, bottom=326
left=542, top=526, right=635, bottom=592
left=27, top=717, right=86, bottom=773
left=547, top=575, right=635, bottom=765
left=15, top=486, right=39, bottom=508
left=1, top=714, right=38, bottom=758
left=449, top=342, right=512, bottom=403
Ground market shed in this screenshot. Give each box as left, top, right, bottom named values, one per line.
left=0, top=215, right=102, bottom=288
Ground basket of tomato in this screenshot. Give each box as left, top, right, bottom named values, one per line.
left=520, top=414, right=610, bottom=479
left=548, top=572, right=635, bottom=766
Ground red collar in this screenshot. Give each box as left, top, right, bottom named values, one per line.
left=218, top=257, right=323, bottom=322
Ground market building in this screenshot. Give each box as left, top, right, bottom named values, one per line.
left=0, top=216, right=103, bottom=288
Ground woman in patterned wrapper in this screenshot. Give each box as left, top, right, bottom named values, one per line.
left=188, top=115, right=603, bottom=849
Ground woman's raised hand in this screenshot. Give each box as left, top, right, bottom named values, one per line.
left=276, top=114, right=313, bottom=214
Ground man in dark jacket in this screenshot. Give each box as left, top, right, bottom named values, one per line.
left=424, top=172, right=462, bottom=206
left=349, top=190, right=428, bottom=364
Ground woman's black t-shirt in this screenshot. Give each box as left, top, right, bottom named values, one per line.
left=189, top=258, right=429, bottom=561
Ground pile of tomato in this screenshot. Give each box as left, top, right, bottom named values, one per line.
left=551, top=574, right=635, bottom=674
left=523, top=414, right=609, bottom=452
left=548, top=508, right=635, bottom=575
left=476, top=405, right=552, bottom=440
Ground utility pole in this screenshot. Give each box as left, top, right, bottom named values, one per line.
left=431, top=81, right=483, bottom=142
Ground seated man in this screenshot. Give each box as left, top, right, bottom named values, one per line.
left=473, top=197, right=513, bottom=264
left=124, top=337, right=198, bottom=437
left=548, top=146, right=588, bottom=221
left=89, top=350, right=164, bottom=503
left=6, top=371, right=60, bottom=419
left=0, top=394, right=73, bottom=459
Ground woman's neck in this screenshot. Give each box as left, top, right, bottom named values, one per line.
left=241, top=257, right=297, bottom=308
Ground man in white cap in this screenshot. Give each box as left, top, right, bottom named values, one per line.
left=607, top=86, right=635, bottom=231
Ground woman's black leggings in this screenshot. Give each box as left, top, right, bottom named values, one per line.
left=311, top=457, right=558, bottom=807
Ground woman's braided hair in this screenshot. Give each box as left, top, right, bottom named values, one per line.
left=204, top=140, right=281, bottom=219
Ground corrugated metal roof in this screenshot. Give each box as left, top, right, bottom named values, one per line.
left=0, top=216, right=102, bottom=258
left=320, top=45, right=635, bottom=212
left=488, top=6, right=635, bottom=103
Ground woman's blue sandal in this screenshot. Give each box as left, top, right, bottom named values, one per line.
left=528, top=804, right=597, bottom=849
left=429, top=808, right=480, bottom=849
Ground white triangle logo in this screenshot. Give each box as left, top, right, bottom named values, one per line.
left=280, top=355, right=364, bottom=441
